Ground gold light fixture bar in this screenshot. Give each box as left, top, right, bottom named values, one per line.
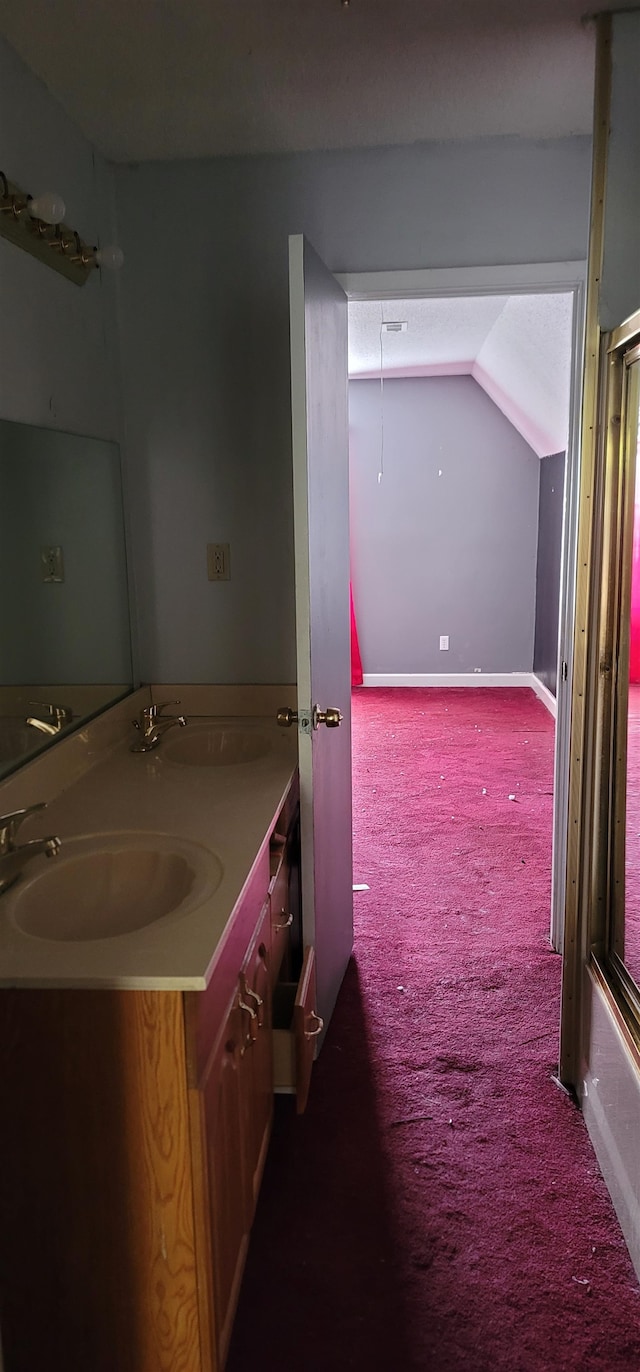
left=0, top=172, right=94, bottom=287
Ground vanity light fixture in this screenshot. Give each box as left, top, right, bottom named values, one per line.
left=0, top=171, right=123, bottom=286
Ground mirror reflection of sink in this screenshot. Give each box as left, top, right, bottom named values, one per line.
left=7, top=832, right=223, bottom=942
left=163, top=723, right=271, bottom=767
left=0, top=718, right=42, bottom=767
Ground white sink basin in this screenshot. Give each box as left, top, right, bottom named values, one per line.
left=163, top=723, right=271, bottom=767
left=7, top=832, right=223, bottom=942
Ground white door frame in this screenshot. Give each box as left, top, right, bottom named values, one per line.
left=337, top=260, right=587, bottom=955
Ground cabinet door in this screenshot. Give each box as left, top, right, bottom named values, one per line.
left=200, top=994, right=251, bottom=1371
left=239, top=901, right=273, bottom=1219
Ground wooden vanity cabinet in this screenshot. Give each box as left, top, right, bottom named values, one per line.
left=0, top=787, right=306, bottom=1372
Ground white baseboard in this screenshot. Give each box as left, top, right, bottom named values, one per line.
left=529, top=674, right=558, bottom=719
left=360, top=671, right=558, bottom=719
left=362, top=672, right=532, bottom=688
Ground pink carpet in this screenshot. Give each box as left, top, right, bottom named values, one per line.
left=228, top=688, right=640, bottom=1371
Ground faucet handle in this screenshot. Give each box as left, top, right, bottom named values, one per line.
left=28, top=701, right=72, bottom=725
left=151, top=700, right=182, bottom=717
left=0, top=802, right=47, bottom=852
left=131, top=701, right=184, bottom=736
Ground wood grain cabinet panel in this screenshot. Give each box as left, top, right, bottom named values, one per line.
left=0, top=989, right=202, bottom=1372
left=193, top=993, right=251, bottom=1372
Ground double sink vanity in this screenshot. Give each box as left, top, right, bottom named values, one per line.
left=0, top=684, right=314, bottom=1372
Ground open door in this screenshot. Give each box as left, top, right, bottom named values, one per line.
left=286, top=233, right=353, bottom=1035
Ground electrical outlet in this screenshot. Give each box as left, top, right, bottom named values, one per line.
left=41, top=545, right=64, bottom=583
left=439, top=635, right=449, bottom=651
left=207, top=543, right=231, bottom=581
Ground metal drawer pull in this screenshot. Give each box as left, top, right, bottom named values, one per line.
left=244, top=986, right=263, bottom=1011
left=274, top=910, right=294, bottom=931
left=304, top=1012, right=324, bottom=1040
left=243, top=981, right=265, bottom=1028
left=239, top=996, right=258, bottom=1051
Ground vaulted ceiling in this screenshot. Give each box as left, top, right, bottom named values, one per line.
left=0, top=0, right=634, bottom=162
left=348, top=294, right=574, bottom=458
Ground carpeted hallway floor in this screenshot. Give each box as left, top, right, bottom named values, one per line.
left=228, top=688, right=640, bottom=1372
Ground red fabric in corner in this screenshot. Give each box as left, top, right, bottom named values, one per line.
left=350, top=582, right=363, bottom=686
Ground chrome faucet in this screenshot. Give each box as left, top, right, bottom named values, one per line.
left=25, top=701, right=73, bottom=736
left=0, top=802, right=61, bottom=895
left=131, top=701, right=187, bottom=753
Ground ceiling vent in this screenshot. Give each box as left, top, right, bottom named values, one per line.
left=380, top=321, right=408, bottom=333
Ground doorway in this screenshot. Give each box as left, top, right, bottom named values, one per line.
left=339, top=264, right=586, bottom=955
left=286, top=242, right=585, bottom=1043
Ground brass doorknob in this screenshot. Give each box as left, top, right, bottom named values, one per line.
left=314, top=707, right=342, bottom=728
left=276, top=707, right=298, bottom=728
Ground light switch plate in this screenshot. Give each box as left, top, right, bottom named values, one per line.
left=439, top=634, right=449, bottom=651
left=207, top=543, right=231, bottom=581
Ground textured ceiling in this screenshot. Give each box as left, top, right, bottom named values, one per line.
left=348, top=294, right=574, bottom=458
left=349, top=297, right=508, bottom=377
left=0, top=0, right=624, bottom=161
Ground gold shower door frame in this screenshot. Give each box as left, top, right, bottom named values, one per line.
left=593, top=323, right=640, bottom=1028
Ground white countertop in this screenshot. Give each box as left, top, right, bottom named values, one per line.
left=0, top=716, right=297, bottom=991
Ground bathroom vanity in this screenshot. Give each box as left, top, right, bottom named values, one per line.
left=0, top=687, right=314, bottom=1372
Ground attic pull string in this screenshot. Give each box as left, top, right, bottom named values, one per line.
left=377, top=316, right=407, bottom=484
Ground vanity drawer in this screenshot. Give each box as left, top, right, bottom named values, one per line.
left=272, top=946, right=322, bottom=1114
left=269, top=842, right=293, bottom=988
left=185, top=841, right=270, bottom=1087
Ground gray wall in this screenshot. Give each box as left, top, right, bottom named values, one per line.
left=114, top=136, right=592, bottom=684
left=601, top=13, right=640, bottom=331
left=533, top=451, right=565, bottom=696
left=348, top=376, right=540, bottom=675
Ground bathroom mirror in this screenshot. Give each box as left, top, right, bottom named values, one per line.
left=0, top=418, right=133, bottom=778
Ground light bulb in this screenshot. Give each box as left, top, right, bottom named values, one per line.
left=27, top=192, right=66, bottom=225
left=94, top=244, right=124, bottom=271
